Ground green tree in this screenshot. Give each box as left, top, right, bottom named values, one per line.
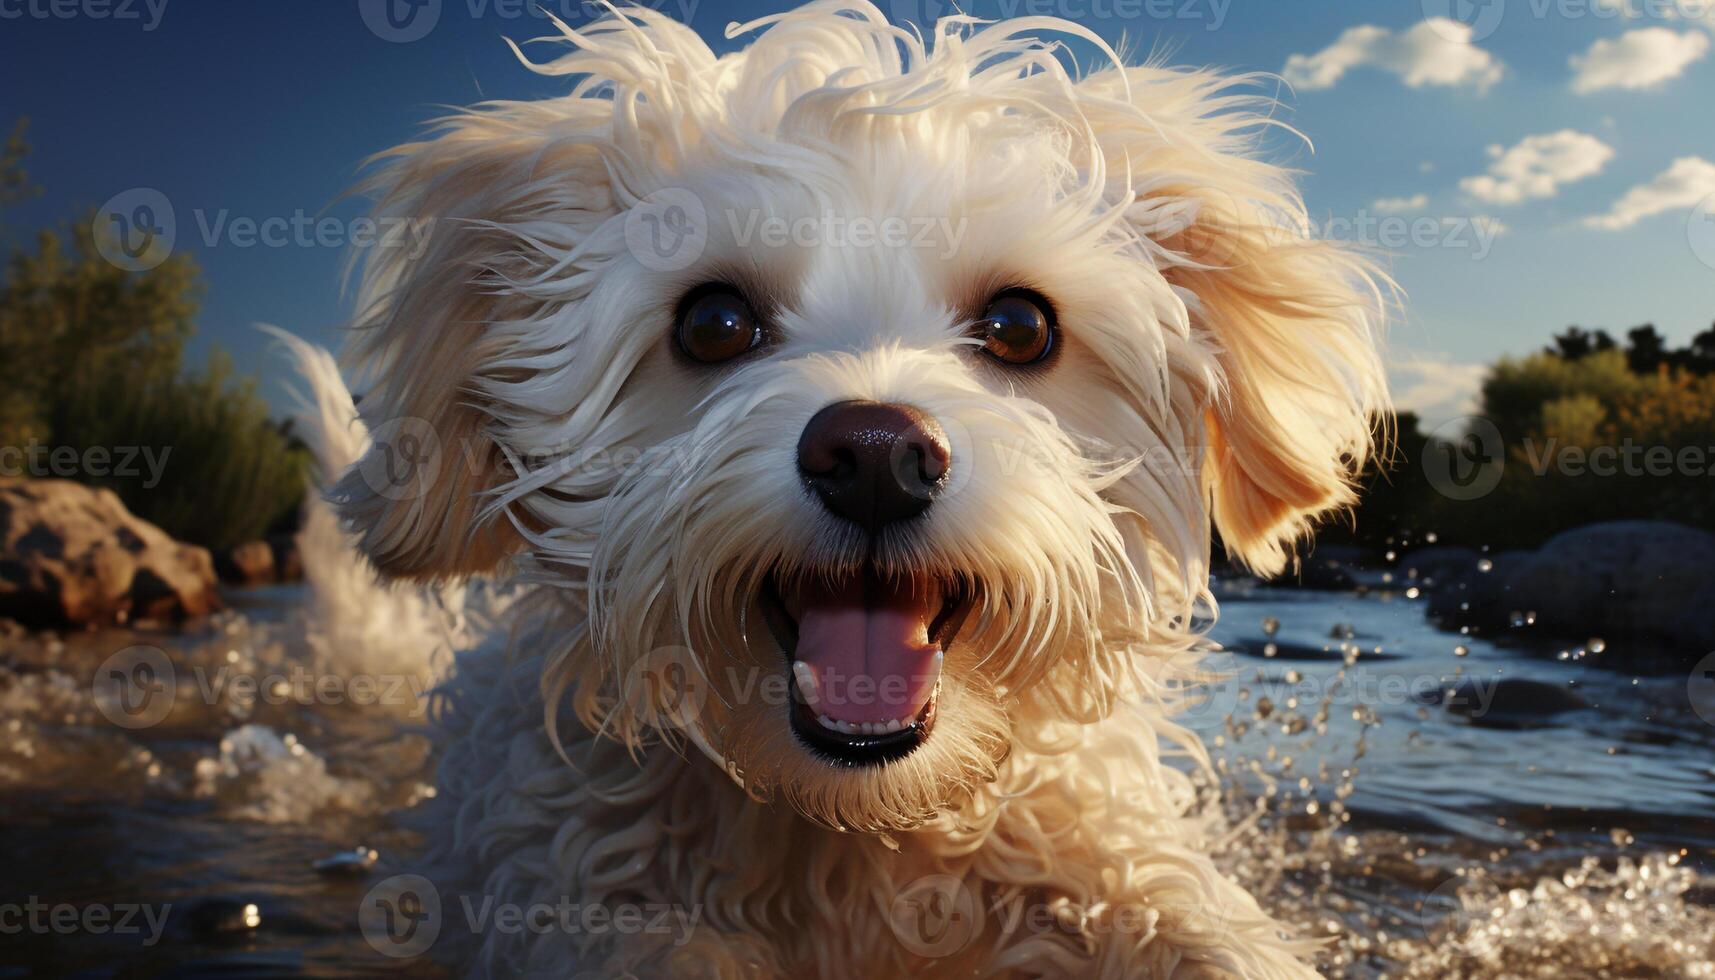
left=0, top=220, right=200, bottom=438
left=1, top=118, right=306, bottom=549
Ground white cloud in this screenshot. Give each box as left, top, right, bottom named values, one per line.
left=1283, top=20, right=1504, bottom=93
left=1389, top=357, right=1488, bottom=429
left=1459, top=131, right=1615, bottom=205
left=1582, top=155, right=1715, bottom=229
left=1373, top=193, right=1430, bottom=212
left=1419, top=161, right=1437, bottom=174
left=1570, top=28, right=1709, bottom=93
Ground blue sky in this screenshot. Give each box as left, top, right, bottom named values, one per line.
left=4, top=0, right=1712, bottom=425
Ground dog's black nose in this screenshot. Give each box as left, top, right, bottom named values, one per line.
left=797, top=400, right=950, bottom=530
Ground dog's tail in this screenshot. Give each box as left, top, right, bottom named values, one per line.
left=266, top=324, right=369, bottom=489
left=261, top=325, right=477, bottom=681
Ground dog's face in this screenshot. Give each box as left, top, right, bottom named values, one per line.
left=335, top=3, right=1385, bottom=833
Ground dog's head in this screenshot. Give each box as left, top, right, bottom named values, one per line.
left=336, top=2, right=1386, bottom=833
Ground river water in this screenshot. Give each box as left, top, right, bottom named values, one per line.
left=1, top=575, right=1711, bottom=977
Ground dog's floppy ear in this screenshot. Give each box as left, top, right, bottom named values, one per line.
left=1069, top=69, right=1387, bottom=576
left=1163, top=190, right=1387, bottom=577
left=332, top=116, right=614, bottom=581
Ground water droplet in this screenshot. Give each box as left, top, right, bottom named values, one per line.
left=1262, top=616, right=1280, bottom=637
left=1588, top=637, right=1606, bottom=654
left=1454, top=645, right=1469, bottom=657
left=1476, top=558, right=1494, bottom=573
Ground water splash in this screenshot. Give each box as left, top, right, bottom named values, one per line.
left=193, top=724, right=376, bottom=824
left=1199, top=597, right=1715, bottom=978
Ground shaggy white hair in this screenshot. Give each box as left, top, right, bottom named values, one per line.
left=313, top=2, right=1387, bottom=975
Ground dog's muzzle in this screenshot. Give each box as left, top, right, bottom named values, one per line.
left=766, top=401, right=968, bottom=766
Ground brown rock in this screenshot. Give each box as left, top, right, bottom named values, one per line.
left=215, top=540, right=277, bottom=585
left=265, top=533, right=303, bottom=583
left=0, top=478, right=222, bottom=628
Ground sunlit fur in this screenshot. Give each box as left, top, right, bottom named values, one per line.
left=322, top=2, right=1387, bottom=975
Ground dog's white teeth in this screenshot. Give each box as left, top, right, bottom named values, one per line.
left=791, top=661, right=821, bottom=708
left=813, top=714, right=914, bottom=735
left=815, top=714, right=862, bottom=735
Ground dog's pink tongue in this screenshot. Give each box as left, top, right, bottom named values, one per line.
left=793, top=572, right=941, bottom=725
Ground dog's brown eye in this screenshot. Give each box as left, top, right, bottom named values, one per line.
left=977, top=291, right=1054, bottom=365
left=677, top=288, right=761, bottom=364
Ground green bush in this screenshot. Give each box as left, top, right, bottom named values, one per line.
left=47, top=347, right=309, bottom=550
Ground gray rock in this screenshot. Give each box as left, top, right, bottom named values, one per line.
left=1398, top=546, right=1482, bottom=590
left=1425, top=550, right=1533, bottom=635
left=1672, top=582, right=1715, bottom=653
left=1419, top=677, right=1591, bottom=730
left=1507, top=521, right=1715, bottom=653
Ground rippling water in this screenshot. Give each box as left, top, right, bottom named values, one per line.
left=1197, top=579, right=1715, bottom=977
left=1, top=579, right=1711, bottom=976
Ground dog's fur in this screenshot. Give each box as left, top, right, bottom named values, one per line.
left=323, top=3, right=1386, bottom=975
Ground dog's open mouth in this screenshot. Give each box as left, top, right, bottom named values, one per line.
left=761, top=566, right=973, bottom=767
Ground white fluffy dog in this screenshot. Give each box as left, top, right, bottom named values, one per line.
left=322, top=2, right=1386, bottom=975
